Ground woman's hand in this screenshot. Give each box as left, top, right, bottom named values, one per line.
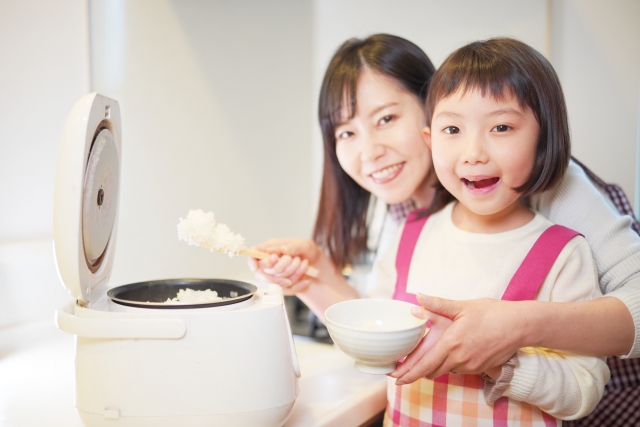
left=390, top=294, right=526, bottom=384
left=389, top=298, right=453, bottom=383
left=248, top=238, right=323, bottom=295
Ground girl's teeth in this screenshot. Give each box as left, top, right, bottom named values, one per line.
left=468, top=180, right=475, bottom=189
left=372, top=164, right=400, bottom=179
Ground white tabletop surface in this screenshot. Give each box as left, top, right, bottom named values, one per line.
left=0, top=319, right=387, bottom=427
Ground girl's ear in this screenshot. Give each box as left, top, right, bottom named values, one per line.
left=422, top=127, right=432, bottom=150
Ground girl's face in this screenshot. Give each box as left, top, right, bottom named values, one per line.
left=424, top=88, right=539, bottom=221
left=334, top=69, right=434, bottom=206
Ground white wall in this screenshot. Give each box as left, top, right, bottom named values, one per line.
left=89, top=0, right=315, bottom=286
left=0, top=0, right=89, bottom=328
left=550, top=0, right=640, bottom=209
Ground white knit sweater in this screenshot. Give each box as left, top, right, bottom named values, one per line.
left=370, top=202, right=609, bottom=419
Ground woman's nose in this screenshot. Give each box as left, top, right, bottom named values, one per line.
left=461, top=133, right=488, bottom=164
left=360, top=135, right=386, bottom=162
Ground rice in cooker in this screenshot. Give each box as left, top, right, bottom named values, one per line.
left=165, top=288, right=225, bottom=303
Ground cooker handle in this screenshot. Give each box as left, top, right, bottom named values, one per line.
left=55, top=301, right=186, bottom=339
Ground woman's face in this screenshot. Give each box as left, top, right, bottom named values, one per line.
left=334, top=69, right=434, bottom=206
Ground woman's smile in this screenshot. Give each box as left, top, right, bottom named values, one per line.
left=370, top=162, right=405, bottom=183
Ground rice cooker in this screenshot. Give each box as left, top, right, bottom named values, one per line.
left=53, top=93, right=300, bottom=427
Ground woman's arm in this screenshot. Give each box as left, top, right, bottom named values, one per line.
left=248, top=238, right=359, bottom=322
left=390, top=295, right=634, bottom=382
left=532, top=160, right=640, bottom=355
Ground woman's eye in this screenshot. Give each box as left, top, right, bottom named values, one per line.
left=443, top=126, right=460, bottom=134
left=492, top=125, right=511, bottom=132
left=378, top=115, right=393, bottom=125
left=337, top=131, right=353, bottom=139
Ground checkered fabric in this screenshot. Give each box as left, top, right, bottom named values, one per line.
left=383, top=375, right=560, bottom=427
left=562, top=159, right=640, bottom=427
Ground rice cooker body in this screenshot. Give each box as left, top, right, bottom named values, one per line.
left=59, top=285, right=299, bottom=427
left=53, top=93, right=300, bottom=426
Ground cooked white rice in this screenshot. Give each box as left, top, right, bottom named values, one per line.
left=177, top=209, right=245, bottom=256
left=165, top=288, right=224, bottom=303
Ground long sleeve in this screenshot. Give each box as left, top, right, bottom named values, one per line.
left=493, top=237, right=610, bottom=419
left=503, top=348, right=608, bottom=420
left=530, top=160, right=640, bottom=357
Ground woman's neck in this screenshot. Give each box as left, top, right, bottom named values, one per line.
left=411, top=169, right=438, bottom=208
left=451, top=199, right=535, bottom=233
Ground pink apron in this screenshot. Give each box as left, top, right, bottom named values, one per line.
left=385, top=210, right=581, bottom=427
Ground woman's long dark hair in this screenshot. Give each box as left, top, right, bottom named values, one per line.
left=313, top=34, right=436, bottom=269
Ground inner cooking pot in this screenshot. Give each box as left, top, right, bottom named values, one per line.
left=107, top=278, right=257, bottom=309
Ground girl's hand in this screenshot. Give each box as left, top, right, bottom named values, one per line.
left=390, top=294, right=525, bottom=384
left=247, top=239, right=323, bottom=295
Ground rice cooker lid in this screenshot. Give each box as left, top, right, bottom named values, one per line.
left=53, top=93, right=121, bottom=305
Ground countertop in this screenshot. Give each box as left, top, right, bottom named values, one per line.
left=0, top=319, right=387, bottom=427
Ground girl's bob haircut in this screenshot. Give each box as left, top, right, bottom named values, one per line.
left=425, top=37, right=570, bottom=196
left=315, top=34, right=435, bottom=268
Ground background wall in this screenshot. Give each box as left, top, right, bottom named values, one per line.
left=550, top=0, right=640, bottom=209
left=0, top=0, right=638, bottom=330
left=0, top=0, right=88, bottom=328
left=89, top=0, right=315, bottom=286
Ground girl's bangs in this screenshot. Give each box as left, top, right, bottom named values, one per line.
left=429, top=54, right=537, bottom=119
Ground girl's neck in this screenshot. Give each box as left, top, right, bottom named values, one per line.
left=451, top=199, right=535, bottom=233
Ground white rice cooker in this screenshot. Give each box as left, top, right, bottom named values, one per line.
left=53, top=93, right=300, bottom=427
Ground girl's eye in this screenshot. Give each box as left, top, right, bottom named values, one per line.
left=492, top=125, right=511, bottom=132
left=443, top=126, right=460, bottom=134
left=336, top=131, right=354, bottom=140
left=378, top=115, right=393, bottom=125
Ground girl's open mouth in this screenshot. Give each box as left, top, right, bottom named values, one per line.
left=461, top=177, right=500, bottom=192
left=371, top=162, right=405, bottom=184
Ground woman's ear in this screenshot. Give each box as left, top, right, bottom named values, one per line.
left=422, top=127, right=432, bottom=150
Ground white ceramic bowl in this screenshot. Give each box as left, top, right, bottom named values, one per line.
left=324, top=299, right=428, bottom=374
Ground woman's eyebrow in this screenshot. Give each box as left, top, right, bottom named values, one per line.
left=368, top=102, right=398, bottom=118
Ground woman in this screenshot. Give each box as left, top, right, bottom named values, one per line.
left=249, top=34, right=640, bottom=425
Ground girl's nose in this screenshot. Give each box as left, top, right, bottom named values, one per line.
left=461, top=133, right=488, bottom=164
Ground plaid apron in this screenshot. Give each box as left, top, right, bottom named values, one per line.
left=383, top=210, right=581, bottom=427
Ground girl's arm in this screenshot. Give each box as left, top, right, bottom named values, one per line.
left=248, top=238, right=359, bottom=322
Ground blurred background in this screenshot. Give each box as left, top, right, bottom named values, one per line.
left=1, top=0, right=639, bottom=331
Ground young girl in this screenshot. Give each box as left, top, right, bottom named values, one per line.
left=370, top=37, right=608, bottom=425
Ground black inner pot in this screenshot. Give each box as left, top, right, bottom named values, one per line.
left=107, top=278, right=257, bottom=309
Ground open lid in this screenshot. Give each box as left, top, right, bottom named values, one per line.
left=53, top=93, right=121, bottom=305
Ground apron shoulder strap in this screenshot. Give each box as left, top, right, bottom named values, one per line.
left=501, top=224, right=583, bottom=302
left=393, top=210, right=429, bottom=304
